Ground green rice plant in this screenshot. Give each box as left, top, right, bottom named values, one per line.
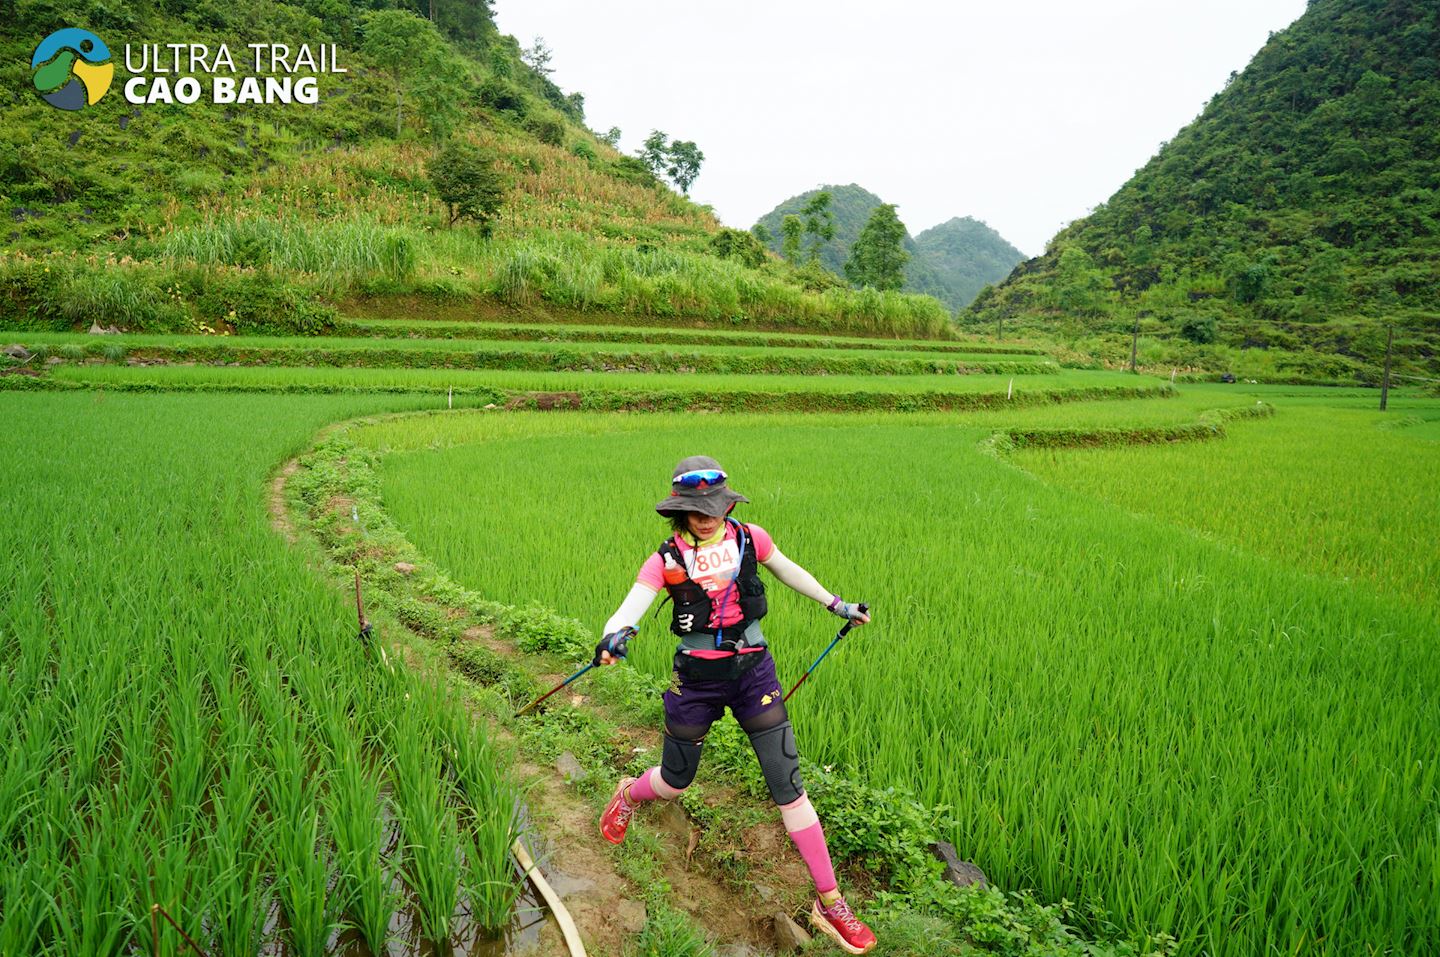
left=0, top=846, right=57, bottom=954
left=434, top=705, right=520, bottom=934
left=264, top=716, right=334, bottom=957
left=50, top=802, right=138, bottom=956
left=207, top=726, right=272, bottom=957
left=388, top=694, right=463, bottom=943
left=323, top=724, right=401, bottom=953
left=367, top=390, right=1440, bottom=957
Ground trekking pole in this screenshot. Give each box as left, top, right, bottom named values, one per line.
left=351, top=504, right=373, bottom=652
left=516, top=627, right=634, bottom=717
left=784, top=603, right=868, bottom=703
left=354, top=568, right=373, bottom=650
left=515, top=662, right=597, bottom=717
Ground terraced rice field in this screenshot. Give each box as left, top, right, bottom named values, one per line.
left=333, top=318, right=1045, bottom=355
left=4, top=304, right=1435, bottom=957
left=364, top=389, right=1439, bottom=957
left=4, top=331, right=1051, bottom=375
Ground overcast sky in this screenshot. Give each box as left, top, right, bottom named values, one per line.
left=493, top=0, right=1308, bottom=257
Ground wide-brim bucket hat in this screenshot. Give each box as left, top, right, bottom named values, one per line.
left=654, top=455, right=749, bottom=518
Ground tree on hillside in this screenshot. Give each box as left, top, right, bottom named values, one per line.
left=781, top=215, right=803, bottom=265
left=800, top=191, right=835, bottom=264
left=1052, top=245, right=1108, bottom=315
left=428, top=140, right=505, bottom=233
left=522, top=36, right=553, bottom=75
left=636, top=131, right=705, bottom=195
left=601, top=127, right=622, bottom=147
left=665, top=140, right=704, bottom=195
left=639, top=130, right=669, bottom=178
left=844, top=203, right=908, bottom=291
left=361, top=10, right=466, bottom=139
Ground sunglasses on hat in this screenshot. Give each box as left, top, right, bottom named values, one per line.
left=674, top=468, right=727, bottom=488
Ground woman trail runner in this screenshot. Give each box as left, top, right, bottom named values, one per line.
left=593, top=455, right=877, bottom=955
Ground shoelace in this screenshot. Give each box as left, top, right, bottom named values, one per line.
left=824, top=898, right=864, bottom=933
left=612, top=794, right=634, bottom=827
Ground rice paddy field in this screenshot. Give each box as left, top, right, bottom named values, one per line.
left=2, top=307, right=1436, bottom=957
left=0, top=392, right=519, bottom=956
left=363, top=389, right=1439, bottom=957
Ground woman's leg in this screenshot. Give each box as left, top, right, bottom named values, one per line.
left=736, top=703, right=838, bottom=896
left=628, top=718, right=711, bottom=802
left=734, top=660, right=877, bottom=952
left=601, top=670, right=721, bottom=843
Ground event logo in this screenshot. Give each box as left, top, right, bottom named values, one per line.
left=31, top=28, right=114, bottom=110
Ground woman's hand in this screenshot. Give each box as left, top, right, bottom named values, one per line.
left=827, top=598, right=870, bottom=625
left=593, top=627, right=636, bottom=666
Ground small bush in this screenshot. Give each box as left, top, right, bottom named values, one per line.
left=189, top=269, right=337, bottom=336
left=570, top=140, right=596, bottom=164
left=478, top=76, right=527, bottom=116
left=1180, top=314, right=1219, bottom=344
left=499, top=604, right=589, bottom=658
left=609, top=155, right=658, bottom=187
left=708, top=228, right=767, bottom=269
left=524, top=115, right=566, bottom=147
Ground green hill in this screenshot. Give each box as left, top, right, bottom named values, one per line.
left=914, top=217, right=1026, bottom=310
left=966, top=0, right=1440, bottom=382
left=0, top=2, right=951, bottom=339
left=753, top=184, right=1023, bottom=310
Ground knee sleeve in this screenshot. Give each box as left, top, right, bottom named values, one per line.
left=748, top=721, right=805, bottom=805
left=659, top=733, right=702, bottom=791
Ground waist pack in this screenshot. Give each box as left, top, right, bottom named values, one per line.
left=673, top=648, right=767, bottom=682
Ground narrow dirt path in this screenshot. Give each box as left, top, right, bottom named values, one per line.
left=273, top=453, right=818, bottom=957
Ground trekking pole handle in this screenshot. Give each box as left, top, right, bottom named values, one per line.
left=838, top=602, right=869, bottom=636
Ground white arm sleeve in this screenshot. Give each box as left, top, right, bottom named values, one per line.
left=760, top=546, right=835, bottom=606
left=603, top=582, right=660, bottom=636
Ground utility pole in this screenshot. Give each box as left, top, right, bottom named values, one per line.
left=1380, top=323, right=1393, bottom=411
left=1129, top=314, right=1140, bottom=372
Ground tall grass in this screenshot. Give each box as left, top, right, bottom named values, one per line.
left=161, top=218, right=416, bottom=291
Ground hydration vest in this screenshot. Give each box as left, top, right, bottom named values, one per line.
left=658, top=518, right=767, bottom=641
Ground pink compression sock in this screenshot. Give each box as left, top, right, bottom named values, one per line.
left=780, top=796, right=838, bottom=894
left=626, top=766, right=681, bottom=803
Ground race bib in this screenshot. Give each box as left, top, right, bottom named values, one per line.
left=686, top=539, right=740, bottom=593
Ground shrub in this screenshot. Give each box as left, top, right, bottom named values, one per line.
left=1180, top=314, right=1219, bottom=344
left=523, top=115, right=566, bottom=147
left=707, top=228, right=767, bottom=269
left=570, top=140, right=596, bottom=164
left=478, top=76, right=527, bottom=117
left=609, top=155, right=658, bottom=187
left=427, top=140, right=506, bottom=233
left=189, top=269, right=338, bottom=336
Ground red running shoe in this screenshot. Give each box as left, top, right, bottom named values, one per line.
left=809, top=895, right=877, bottom=954
left=599, top=776, right=637, bottom=845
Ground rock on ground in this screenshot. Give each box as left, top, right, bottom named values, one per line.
left=556, top=751, right=587, bottom=784
left=930, top=840, right=988, bottom=888
left=773, top=911, right=811, bottom=952
left=615, top=899, right=646, bottom=935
